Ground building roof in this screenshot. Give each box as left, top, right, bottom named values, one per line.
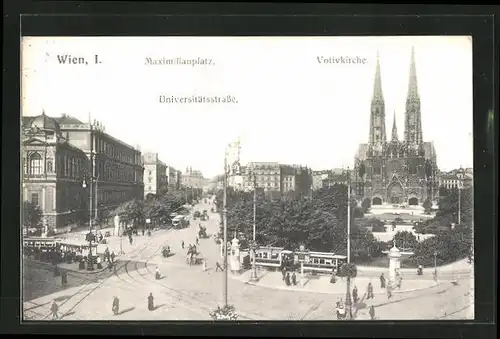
left=23, top=113, right=60, bottom=131
left=54, top=114, right=84, bottom=125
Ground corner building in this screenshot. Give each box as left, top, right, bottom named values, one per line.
left=22, top=113, right=145, bottom=230
left=22, top=114, right=90, bottom=231
left=353, top=49, right=439, bottom=206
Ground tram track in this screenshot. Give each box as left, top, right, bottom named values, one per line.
left=32, top=241, right=153, bottom=321
left=115, top=240, right=213, bottom=319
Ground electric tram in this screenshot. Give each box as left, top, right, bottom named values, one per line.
left=251, top=246, right=347, bottom=274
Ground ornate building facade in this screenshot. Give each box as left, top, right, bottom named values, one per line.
left=353, top=49, right=439, bottom=206
left=22, top=114, right=89, bottom=231
left=22, top=113, right=145, bottom=231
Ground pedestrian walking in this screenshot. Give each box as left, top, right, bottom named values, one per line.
left=181, top=240, right=185, bottom=249
left=367, top=282, right=374, bottom=299
left=112, top=296, right=120, bottom=315
left=291, top=272, right=297, bottom=286
left=369, top=305, right=376, bottom=320
left=352, top=286, right=358, bottom=304
left=96, top=256, right=103, bottom=269
left=110, top=251, right=116, bottom=263
left=285, top=272, right=291, bottom=286
left=148, top=293, right=154, bottom=311
left=281, top=268, right=286, bottom=281
left=380, top=273, right=386, bottom=289
left=215, top=261, right=224, bottom=272
left=51, top=301, right=59, bottom=319
left=202, top=259, right=207, bottom=271
left=196, top=237, right=199, bottom=246
left=387, top=283, right=393, bottom=299
left=61, top=271, right=68, bottom=286
left=108, top=260, right=113, bottom=272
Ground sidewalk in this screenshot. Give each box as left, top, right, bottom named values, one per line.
left=230, top=269, right=441, bottom=295
left=357, top=259, right=472, bottom=275
left=24, top=258, right=109, bottom=275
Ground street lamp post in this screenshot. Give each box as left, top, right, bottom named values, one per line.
left=346, top=167, right=351, bottom=264
left=222, top=148, right=229, bottom=307
left=82, top=174, right=94, bottom=271
left=344, top=167, right=352, bottom=320
left=456, top=166, right=465, bottom=225
left=250, top=172, right=258, bottom=281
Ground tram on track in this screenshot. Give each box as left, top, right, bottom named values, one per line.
left=249, top=246, right=347, bottom=274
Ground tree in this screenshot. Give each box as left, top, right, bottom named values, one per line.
left=410, top=229, right=471, bottom=267
left=392, top=231, right=418, bottom=251
left=361, top=197, right=371, bottom=213
left=23, top=200, right=43, bottom=232
left=220, top=184, right=385, bottom=262
left=112, top=199, right=144, bottom=225
left=422, top=198, right=432, bottom=214
left=436, top=187, right=473, bottom=226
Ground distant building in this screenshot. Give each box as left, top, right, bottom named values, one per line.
left=312, top=170, right=332, bottom=190
left=182, top=166, right=205, bottom=190
left=22, top=113, right=144, bottom=231
left=322, top=172, right=349, bottom=188
left=438, top=168, right=473, bottom=191
left=242, top=162, right=312, bottom=197
left=142, top=153, right=168, bottom=198
left=165, top=165, right=179, bottom=191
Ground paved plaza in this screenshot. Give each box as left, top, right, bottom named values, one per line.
left=23, top=200, right=474, bottom=321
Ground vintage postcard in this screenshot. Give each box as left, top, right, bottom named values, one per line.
left=21, top=36, right=473, bottom=321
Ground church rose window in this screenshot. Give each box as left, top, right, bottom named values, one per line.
left=29, top=153, right=43, bottom=175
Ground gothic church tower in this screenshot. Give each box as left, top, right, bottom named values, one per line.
left=369, top=51, right=387, bottom=144
left=404, top=47, right=423, bottom=144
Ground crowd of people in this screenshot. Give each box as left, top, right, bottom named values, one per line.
left=23, top=242, right=96, bottom=267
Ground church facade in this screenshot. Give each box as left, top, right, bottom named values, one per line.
left=353, top=48, right=439, bottom=206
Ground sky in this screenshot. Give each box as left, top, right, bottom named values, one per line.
left=21, top=36, right=473, bottom=178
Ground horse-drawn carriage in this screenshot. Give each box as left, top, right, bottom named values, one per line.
left=162, top=246, right=172, bottom=258
left=186, top=244, right=203, bottom=265
left=198, top=225, right=208, bottom=239
left=200, top=210, right=209, bottom=221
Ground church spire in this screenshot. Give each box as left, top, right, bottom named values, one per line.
left=391, top=111, right=399, bottom=141
left=407, top=46, right=419, bottom=99
left=373, top=50, right=384, bottom=101
left=404, top=46, right=423, bottom=144
left=369, top=50, right=387, bottom=143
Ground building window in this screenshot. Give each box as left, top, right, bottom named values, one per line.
left=47, top=160, right=53, bottom=172
left=23, top=157, right=28, bottom=174
left=31, top=193, right=39, bottom=206
left=29, top=153, right=43, bottom=175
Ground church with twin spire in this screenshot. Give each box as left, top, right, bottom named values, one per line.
left=353, top=48, right=438, bottom=206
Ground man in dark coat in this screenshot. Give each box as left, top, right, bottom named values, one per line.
left=367, top=282, right=374, bottom=299
left=148, top=293, right=154, bottom=311
left=112, top=296, right=120, bottom=315
left=380, top=273, right=386, bottom=288
left=51, top=301, right=59, bottom=319
left=369, top=305, right=376, bottom=320
left=352, top=286, right=358, bottom=304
